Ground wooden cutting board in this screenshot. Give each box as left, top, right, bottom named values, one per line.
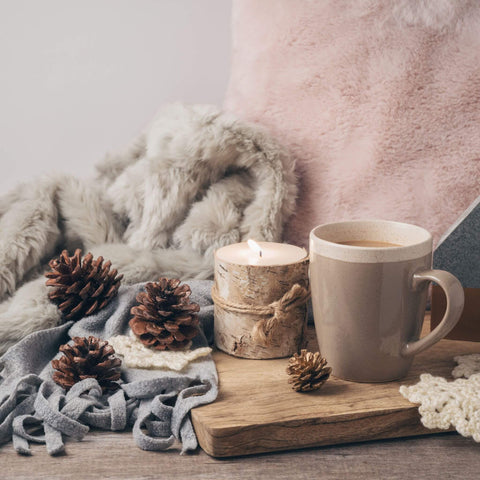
left=191, top=316, right=480, bottom=457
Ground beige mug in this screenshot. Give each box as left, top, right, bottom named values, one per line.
left=309, top=220, right=464, bottom=382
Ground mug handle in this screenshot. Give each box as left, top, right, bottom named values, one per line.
left=401, top=269, right=464, bottom=358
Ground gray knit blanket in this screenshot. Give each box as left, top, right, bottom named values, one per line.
left=0, top=281, right=217, bottom=455
left=0, top=103, right=297, bottom=354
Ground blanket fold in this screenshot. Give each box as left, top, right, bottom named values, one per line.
left=0, top=103, right=297, bottom=354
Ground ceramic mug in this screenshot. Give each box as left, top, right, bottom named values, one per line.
left=309, top=220, right=464, bottom=382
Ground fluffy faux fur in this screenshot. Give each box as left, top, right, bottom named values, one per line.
left=0, top=104, right=297, bottom=354
left=224, top=0, right=480, bottom=247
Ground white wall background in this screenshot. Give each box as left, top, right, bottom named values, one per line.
left=0, top=0, right=232, bottom=194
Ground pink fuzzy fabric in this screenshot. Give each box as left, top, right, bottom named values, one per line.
left=224, top=0, right=480, bottom=247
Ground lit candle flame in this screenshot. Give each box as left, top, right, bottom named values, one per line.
left=247, top=239, right=263, bottom=258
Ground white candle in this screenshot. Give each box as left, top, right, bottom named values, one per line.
left=215, top=240, right=307, bottom=266
left=213, top=240, right=310, bottom=358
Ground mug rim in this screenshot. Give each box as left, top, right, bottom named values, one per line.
left=309, top=220, right=433, bottom=263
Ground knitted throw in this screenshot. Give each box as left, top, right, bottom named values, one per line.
left=0, top=281, right=217, bottom=455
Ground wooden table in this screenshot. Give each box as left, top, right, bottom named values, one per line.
left=3, top=320, right=480, bottom=479
left=2, top=431, right=478, bottom=479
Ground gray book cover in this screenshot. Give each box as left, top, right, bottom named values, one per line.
left=434, top=195, right=480, bottom=288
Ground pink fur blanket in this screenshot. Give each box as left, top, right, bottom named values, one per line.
left=224, top=0, right=480, bottom=247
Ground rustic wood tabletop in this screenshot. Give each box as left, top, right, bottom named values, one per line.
left=4, top=321, right=479, bottom=479
left=2, top=430, right=478, bottom=480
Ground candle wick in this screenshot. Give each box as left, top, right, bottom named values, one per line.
left=259, top=251, right=263, bottom=258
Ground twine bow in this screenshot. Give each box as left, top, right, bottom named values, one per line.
left=211, top=283, right=310, bottom=346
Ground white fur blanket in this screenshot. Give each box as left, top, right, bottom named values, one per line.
left=0, top=103, right=297, bottom=354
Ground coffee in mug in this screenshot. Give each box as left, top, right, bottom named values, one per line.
left=337, top=240, right=402, bottom=248
left=309, top=220, right=464, bottom=382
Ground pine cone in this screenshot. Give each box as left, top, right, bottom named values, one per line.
left=286, top=349, right=332, bottom=392
left=45, top=249, right=123, bottom=321
left=51, top=336, right=122, bottom=392
left=129, top=278, right=200, bottom=351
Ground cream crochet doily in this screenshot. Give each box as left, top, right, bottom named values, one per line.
left=109, top=333, right=212, bottom=371
left=400, top=354, right=480, bottom=441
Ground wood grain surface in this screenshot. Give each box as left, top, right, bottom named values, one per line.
left=2, top=430, right=479, bottom=480
left=3, top=318, right=480, bottom=479
left=191, top=317, right=480, bottom=457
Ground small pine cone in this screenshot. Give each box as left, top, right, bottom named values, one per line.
left=286, top=349, right=332, bottom=393
left=129, top=278, right=200, bottom=351
left=51, top=336, right=122, bottom=393
left=45, top=249, right=123, bottom=321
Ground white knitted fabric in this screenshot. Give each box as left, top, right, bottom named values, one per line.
left=400, top=354, right=480, bottom=441
left=451, top=354, right=480, bottom=379
left=109, top=334, right=212, bottom=371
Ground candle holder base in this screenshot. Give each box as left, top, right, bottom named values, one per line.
left=212, top=256, right=310, bottom=360
left=214, top=306, right=308, bottom=359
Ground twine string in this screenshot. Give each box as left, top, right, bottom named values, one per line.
left=211, top=283, right=310, bottom=346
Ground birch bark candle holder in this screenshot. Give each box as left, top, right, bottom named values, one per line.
left=212, top=241, right=310, bottom=359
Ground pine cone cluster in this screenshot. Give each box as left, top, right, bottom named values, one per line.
left=286, top=349, right=332, bottom=392
left=52, top=336, right=122, bottom=393
left=129, top=278, right=200, bottom=351
left=45, top=249, right=123, bottom=321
